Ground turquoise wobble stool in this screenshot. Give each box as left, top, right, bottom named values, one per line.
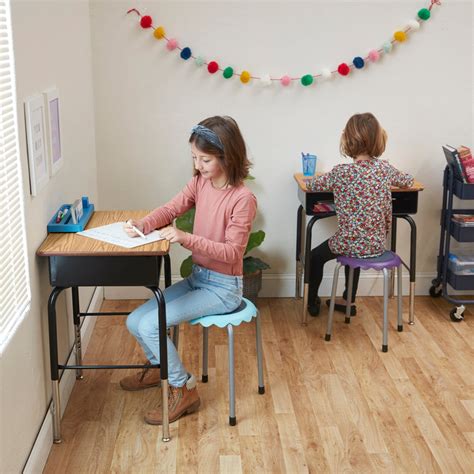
left=190, top=297, right=265, bottom=426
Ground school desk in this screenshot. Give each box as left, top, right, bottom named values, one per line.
left=294, top=173, right=424, bottom=325
left=37, top=210, right=172, bottom=443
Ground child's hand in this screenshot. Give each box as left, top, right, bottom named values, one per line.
left=160, top=225, right=185, bottom=244
left=124, top=219, right=145, bottom=238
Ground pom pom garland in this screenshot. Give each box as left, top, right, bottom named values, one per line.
left=127, top=1, right=441, bottom=89
left=240, top=71, right=251, bottom=83
left=223, top=66, right=234, bottom=79
left=337, top=63, right=350, bottom=76
left=394, top=30, right=407, bottom=42
left=368, top=49, right=380, bottom=62
left=180, top=47, right=192, bottom=60
left=353, top=57, right=365, bottom=69
left=154, top=26, right=165, bottom=39
left=140, top=15, right=153, bottom=28
left=166, top=38, right=178, bottom=51
left=207, top=61, right=219, bottom=74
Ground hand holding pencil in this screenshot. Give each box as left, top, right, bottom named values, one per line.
left=124, top=219, right=146, bottom=238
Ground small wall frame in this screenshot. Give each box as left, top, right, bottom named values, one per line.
left=24, top=94, right=49, bottom=196
left=43, top=87, right=63, bottom=176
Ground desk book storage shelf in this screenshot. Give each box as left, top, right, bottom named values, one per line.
left=431, top=164, right=474, bottom=321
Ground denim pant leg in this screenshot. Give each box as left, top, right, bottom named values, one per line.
left=126, top=278, right=193, bottom=365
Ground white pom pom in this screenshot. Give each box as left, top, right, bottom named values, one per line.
left=408, top=19, right=420, bottom=30
left=260, top=74, right=272, bottom=87
left=321, top=68, right=332, bottom=79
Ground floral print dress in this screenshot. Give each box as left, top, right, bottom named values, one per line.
left=306, top=159, right=414, bottom=258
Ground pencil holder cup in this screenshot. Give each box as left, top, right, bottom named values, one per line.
left=302, top=153, right=317, bottom=176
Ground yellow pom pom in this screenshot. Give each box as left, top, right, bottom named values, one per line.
left=394, top=30, right=407, bottom=42
left=240, top=71, right=251, bottom=84
left=154, top=26, right=166, bottom=39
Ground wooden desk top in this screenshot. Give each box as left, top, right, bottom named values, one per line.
left=37, top=211, right=170, bottom=257
left=294, top=173, right=424, bottom=193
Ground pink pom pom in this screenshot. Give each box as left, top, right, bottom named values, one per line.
left=166, top=38, right=178, bottom=51
left=280, top=75, right=291, bottom=87
left=368, top=49, right=380, bottom=62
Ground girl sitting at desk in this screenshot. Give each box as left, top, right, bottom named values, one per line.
left=306, top=112, right=414, bottom=316
left=120, top=116, right=256, bottom=425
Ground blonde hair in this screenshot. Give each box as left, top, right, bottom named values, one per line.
left=340, top=113, right=387, bottom=159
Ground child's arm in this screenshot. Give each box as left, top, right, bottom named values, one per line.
left=387, top=163, right=414, bottom=188
left=305, top=171, right=334, bottom=192
left=140, top=178, right=197, bottom=234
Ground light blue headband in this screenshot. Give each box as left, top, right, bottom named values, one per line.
left=191, top=125, right=224, bottom=151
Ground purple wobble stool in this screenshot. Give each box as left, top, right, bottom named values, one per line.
left=325, top=251, right=403, bottom=352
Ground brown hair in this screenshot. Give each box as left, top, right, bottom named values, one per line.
left=189, top=116, right=251, bottom=186
left=340, top=113, right=387, bottom=159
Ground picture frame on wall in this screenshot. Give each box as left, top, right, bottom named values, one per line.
left=24, top=94, right=49, bottom=196
left=43, top=87, right=63, bottom=176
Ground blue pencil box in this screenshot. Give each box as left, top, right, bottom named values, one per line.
left=47, top=203, right=94, bottom=233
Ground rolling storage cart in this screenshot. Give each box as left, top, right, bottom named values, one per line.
left=430, top=163, right=474, bottom=321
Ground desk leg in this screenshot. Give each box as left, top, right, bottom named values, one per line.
left=71, top=287, right=83, bottom=380
left=295, top=205, right=305, bottom=298
left=148, top=286, right=170, bottom=442
left=48, top=287, right=67, bottom=444
left=164, top=254, right=172, bottom=288
left=390, top=218, right=397, bottom=298
left=302, top=216, right=318, bottom=325
left=400, top=215, right=417, bottom=325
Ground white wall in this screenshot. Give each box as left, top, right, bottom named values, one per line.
left=0, top=1, right=98, bottom=472
left=91, top=0, right=472, bottom=297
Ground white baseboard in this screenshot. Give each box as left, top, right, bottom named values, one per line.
left=104, top=272, right=443, bottom=300
left=23, top=287, right=104, bottom=474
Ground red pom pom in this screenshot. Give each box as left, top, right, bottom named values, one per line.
left=207, top=61, right=219, bottom=74
left=140, top=15, right=153, bottom=28
left=337, top=63, right=350, bottom=76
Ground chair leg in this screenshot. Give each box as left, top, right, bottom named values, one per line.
left=325, top=262, right=342, bottom=341
left=397, top=264, right=403, bottom=332
left=202, top=327, right=209, bottom=383
left=172, top=325, right=179, bottom=349
left=255, top=311, right=265, bottom=394
left=227, top=324, right=236, bottom=426
left=382, top=268, right=389, bottom=352
left=345, top=267, right=354, bottom=324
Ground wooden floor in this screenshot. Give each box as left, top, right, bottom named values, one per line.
left=44, top=296, right=474, bottom=473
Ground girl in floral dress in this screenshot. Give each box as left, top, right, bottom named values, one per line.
left=306, top=113, right=414, bottom=316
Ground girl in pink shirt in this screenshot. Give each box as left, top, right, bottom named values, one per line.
left=120, top=116, right=256, bottom=426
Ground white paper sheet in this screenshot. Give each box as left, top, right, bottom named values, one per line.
left=77, top=222, right=165, bottom=248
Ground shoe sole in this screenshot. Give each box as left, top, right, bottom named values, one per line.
left=119, top=381, right=161, bottom=391
left=144, top=399, right=201, bottom=425
left=325, top=300, right=357, bottom=316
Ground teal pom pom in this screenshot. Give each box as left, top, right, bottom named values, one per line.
left=223, top=67, right=234, bottom=79
left=418, top=8, right=431, bottom=20
left=383, top=42, right=393, bottom=53
left=353, top=57, right=365, bottom=69
left=195, top=56, right=205, bottom=67
left=301, top=74, right=313, bottom=86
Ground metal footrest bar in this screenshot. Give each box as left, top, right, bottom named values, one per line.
left=59, top=364, right=160, bottom=370
left=79, top=312, right=131, bottom=316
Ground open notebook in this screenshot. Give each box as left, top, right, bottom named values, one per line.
left=77, top=222, right=164, bottom=249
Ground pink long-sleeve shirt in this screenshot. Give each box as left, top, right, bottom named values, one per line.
left=141, top=175, right=257, bottom=276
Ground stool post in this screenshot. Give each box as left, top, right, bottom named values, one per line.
left=382, top=268, right=389, bottom=352
left=227, top=324, right=236, bottom=425
left=345, top=268, right=354, bottom=324
left=71, top=287, right=83, bottom=380
left=202, top=327, right=209, bottom=383
left=325, top=263, right=342, bottom=341
left=255, top=311, right=265, bottom=394
left=397, top=265, right=403, bottom=332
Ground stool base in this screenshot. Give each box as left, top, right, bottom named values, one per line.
left=258, top=386, right=265, bottom=394
left=229, top=416, right=237, bottom=426
left=397, top=325, right=403, bottom=332
left=202, top=375, right=208, bottom=383
left=325, top=334, right=331, bottom=341
left=382, top=344, right=388, bottom=352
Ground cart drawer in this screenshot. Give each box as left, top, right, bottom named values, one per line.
left=450, top=221, right=474, bottom=242
left=447, top=269, right=474, bottom=291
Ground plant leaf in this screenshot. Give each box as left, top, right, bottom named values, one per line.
left=245, top=230, right=265, bottom=255
left=243, top=256, right=271, bottom=274
left=175, top=208, right=195, bottom=233
left=180, top=255, right=193, bottom=278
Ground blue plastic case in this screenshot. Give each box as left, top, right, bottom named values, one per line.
left=47, top=203, right=94, bottom=233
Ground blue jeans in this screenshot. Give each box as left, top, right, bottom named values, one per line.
left=126, top=264, right=243, bottom=387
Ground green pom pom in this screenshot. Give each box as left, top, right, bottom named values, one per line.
left=223, top=67, right=234, bottom=79
left=301, top=74, right=314, bottom=86
left=418, top=8, right=431, bottom=20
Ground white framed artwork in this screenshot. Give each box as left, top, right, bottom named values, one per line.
left=43, top=87, right=63, bottom=176
left=24, top=94, right=49, bottom=196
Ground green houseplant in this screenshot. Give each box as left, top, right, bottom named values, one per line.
left=175, top=208, right=270, bottom=299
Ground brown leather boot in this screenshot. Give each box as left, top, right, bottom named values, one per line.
left=119, top=362, right=161, bottom=391
left=144, top=374, right=200, bottom=425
